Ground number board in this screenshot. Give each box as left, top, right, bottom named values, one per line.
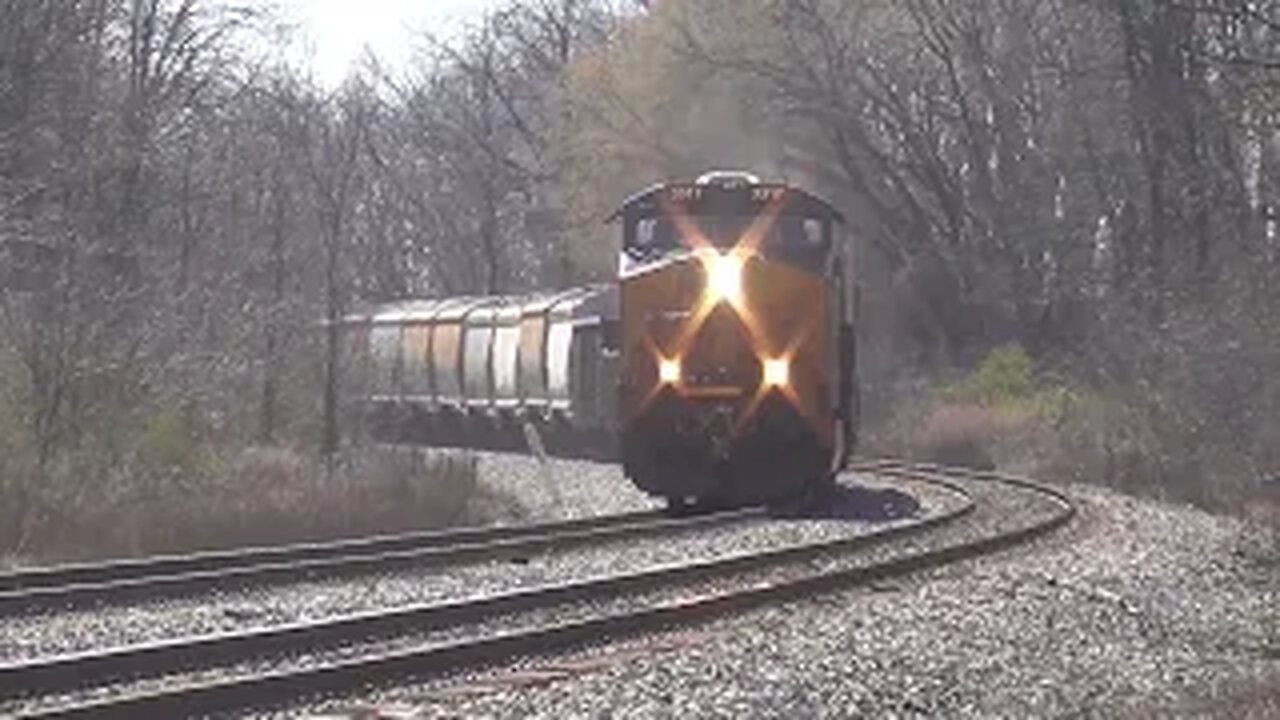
left=611, top=180, right=843, bottom=224
left=660, top=185, right=790, bottom=215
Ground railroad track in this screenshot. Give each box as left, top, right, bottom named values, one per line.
left=0, top=505, right=763, bottom=614
left=0, top=461, right=1073, bottom=719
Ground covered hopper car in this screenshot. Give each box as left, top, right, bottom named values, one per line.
left=343, top=287, right=618, bottom=458
left=342, top=171, right=858, bottom=508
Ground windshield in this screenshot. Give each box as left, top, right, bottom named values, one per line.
left=626, top=214, right=829, bottom=263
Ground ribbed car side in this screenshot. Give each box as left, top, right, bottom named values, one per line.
left=343, top=286, right=617, bottom=457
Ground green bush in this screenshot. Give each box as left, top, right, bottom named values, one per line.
left=939, top=343, right=1037, bottom=407
left=971, top=343, right=1035, bottom=402
left=136, top=407, right=204, bottom=477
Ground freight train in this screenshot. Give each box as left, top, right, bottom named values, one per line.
left=341, top=172, right=858, bottom=508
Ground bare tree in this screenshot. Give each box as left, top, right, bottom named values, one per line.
left=295, top=83, right=370, bottom=465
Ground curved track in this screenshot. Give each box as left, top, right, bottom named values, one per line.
left=0, top=461, right=1073, bottom=719
left=0, top=507, right=763, bottom=614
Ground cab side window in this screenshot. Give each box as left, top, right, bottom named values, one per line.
left=626, top=218, right=676, bottom=259
left=773, top=216, right=829, bottom=267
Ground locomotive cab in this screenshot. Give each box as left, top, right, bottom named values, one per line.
left=613, top=172, right=856, bottom=508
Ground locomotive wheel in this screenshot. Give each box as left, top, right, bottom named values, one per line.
left=663, top=495, right=700, bottom=516
left=664, top=491, right=734, bottom=515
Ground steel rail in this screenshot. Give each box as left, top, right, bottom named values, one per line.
left=0, top=507, right=763, bottom=615
left=1, top=468, right=977, bottom=717
left=0, top=509, right=670, bottom=594
left=28, top=462, right=1071, bottom=719
left=0, top=459, right=902, bottom=613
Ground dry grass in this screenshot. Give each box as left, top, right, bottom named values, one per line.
left=912, top=404, right=1002, bottom=470
left=862, top=382, right=1013, bottom=472
left=2, top=445, right=513, bottom=566
left=894, top=394, right=1277, bottom=519
left=864, top=360, right=1278, bottom=522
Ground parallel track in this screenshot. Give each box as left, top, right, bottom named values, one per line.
left=0, top=461, right=1073, bottom=719
left=0, top=509, right=668, bottom=592
left=0, top=506, right=761, bottom=614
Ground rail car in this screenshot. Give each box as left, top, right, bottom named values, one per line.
left=342, top=287, right=618, bottom=458
left=341, top=171, right=858, bottom=508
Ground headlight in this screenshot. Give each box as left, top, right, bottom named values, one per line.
left=659, top=356, right=681, bottom=385
left=704, top=252, right=743, bottom=306
left=762, top=357, right=789, bottom=388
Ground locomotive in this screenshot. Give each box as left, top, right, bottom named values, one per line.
left=342, top=172, right=858, bottom=508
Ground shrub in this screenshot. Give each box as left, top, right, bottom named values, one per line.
left=872, top=298, right=1280, bottom=519
left=879, top=344, right=1043, bottom=471
left=971, top=343, right=1035, bottom=402
left=4, top=444, right=511, bottom=565
left=914, top=404, right=1000, bottom=470
left=941, top=343, right=1036, bottom=406
left=136, top=408, right=202, bottom=475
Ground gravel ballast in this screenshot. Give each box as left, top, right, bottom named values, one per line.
left=0, top=462, right=958, bottom=665
left=470, top=454, right=656, bottom=522
left=332, top=480, right=1278, bottom=718
left=3, top=475, right=963, bottom=717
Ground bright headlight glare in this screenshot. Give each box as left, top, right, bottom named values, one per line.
left=763, top=357, right=789, bottom=387
left=659, top=357, right=681, bottom=385
left=705, top=253, right=743, bottom=305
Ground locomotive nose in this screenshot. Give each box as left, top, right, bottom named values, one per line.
left=679, top=303, right=760, bottom=396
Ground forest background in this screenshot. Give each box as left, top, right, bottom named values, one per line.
left=2, top=0, right=1277, bottom=560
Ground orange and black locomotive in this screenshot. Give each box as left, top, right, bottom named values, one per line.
left=614, top=172, right=857, bottom=507
left=343, top=171, right=858, bottom=508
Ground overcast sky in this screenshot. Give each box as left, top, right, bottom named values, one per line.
left=282, top=0, right=502, bottom=87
